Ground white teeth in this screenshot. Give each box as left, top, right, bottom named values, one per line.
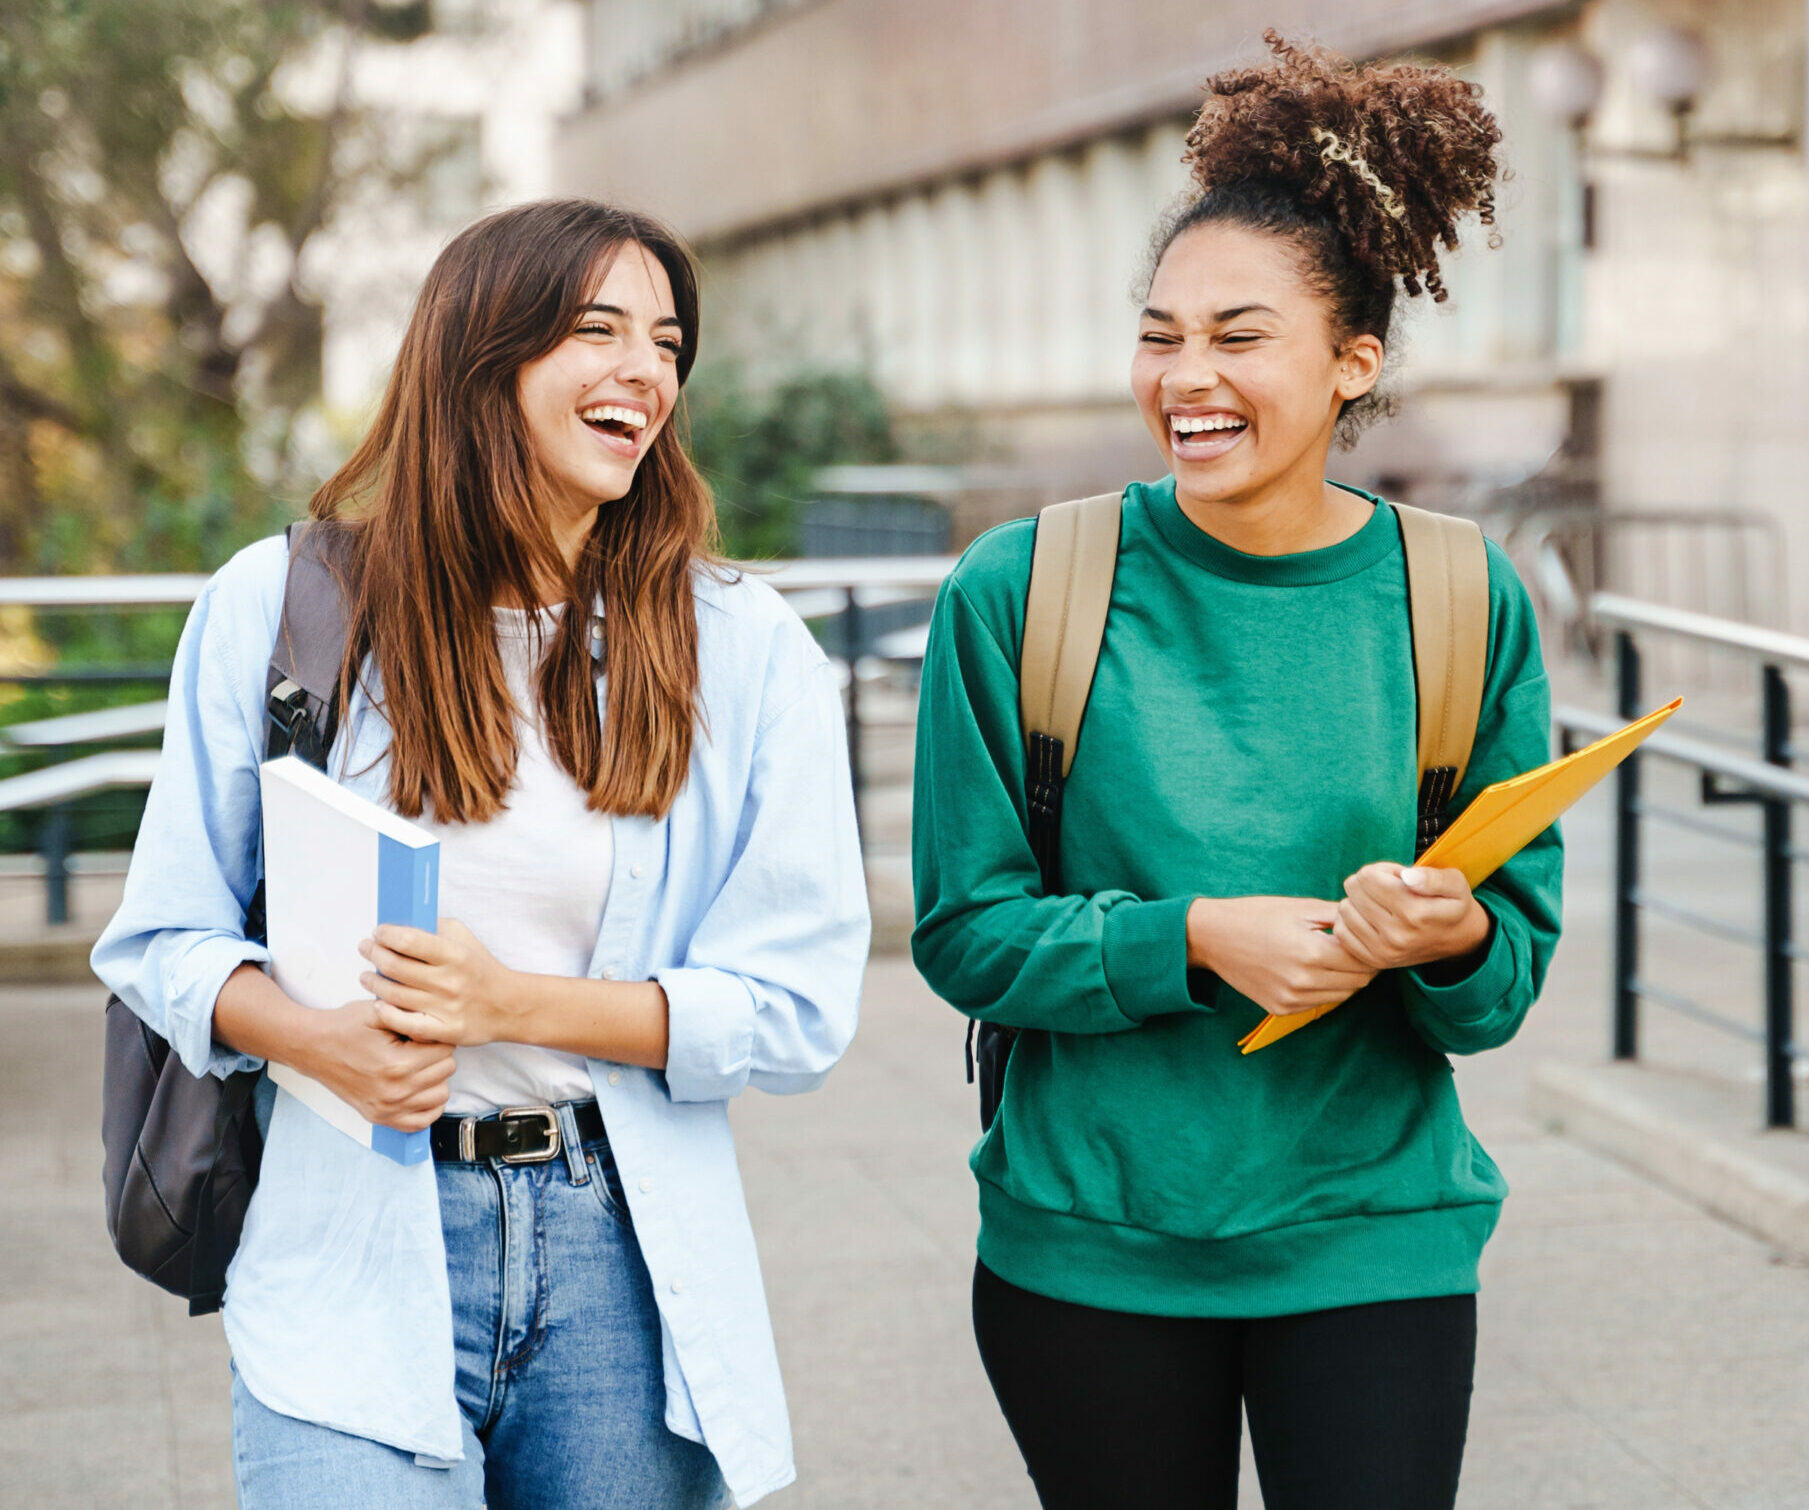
left=580, top=404, right=649, bottom=428
left=1170, top=414, right=1247, bottom=435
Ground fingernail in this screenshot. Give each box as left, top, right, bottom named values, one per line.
left=1400, top=868, right=1425, bottom=887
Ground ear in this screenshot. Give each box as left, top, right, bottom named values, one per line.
left=1334, top=333, right=1385, bottom=402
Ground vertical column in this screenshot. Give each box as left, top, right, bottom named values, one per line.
left=1762, top=664, right=1794, bottom=1127
left=1612, top=631, right=1642, bottom=1060
left=42, top=803, right=71, bottom=928
left=844, top=586, right=863, bottom=836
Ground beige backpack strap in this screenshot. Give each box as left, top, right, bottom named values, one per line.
left=1018, top=491, right=1122, bottom=889
left=1020, top=492, right=1123, bottom=772
left=1392, top=502, right=1490, bottom=851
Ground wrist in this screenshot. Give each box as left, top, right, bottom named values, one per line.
left=284, top=1001, right=343, bottom=1080
left=482, top=968, right=532, bottom=1046
left=1185, top=897, right=1221, bottom=972
left=1453, top=898, right=1491, bottom=958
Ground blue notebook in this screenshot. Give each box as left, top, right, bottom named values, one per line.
left=259, top=755, right=439, bottom=1164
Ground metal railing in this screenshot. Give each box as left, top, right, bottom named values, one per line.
left=0, top=560, right=959, bottom=921
left=1556, top=593, right=1809, bottom=1128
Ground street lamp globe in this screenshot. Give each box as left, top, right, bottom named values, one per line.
left=1627, top=26, right=1710, bottom=111
left=1529, top=40, right=1605, bottom=126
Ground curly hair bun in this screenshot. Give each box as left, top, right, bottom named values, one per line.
left=1184, top=30, right=1503, bottom=303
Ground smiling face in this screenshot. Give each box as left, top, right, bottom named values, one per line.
left=515, top=242, right=684, bottom=530
left=1131, top=220, right=1382, bottom=520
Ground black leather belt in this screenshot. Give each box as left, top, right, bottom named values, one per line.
left=430, top=1100, right=605, bottom=1164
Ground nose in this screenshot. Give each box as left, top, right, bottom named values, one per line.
left=1167, top=336, right=1222, bottom=399
left=612, top=330, right=664, bottom=390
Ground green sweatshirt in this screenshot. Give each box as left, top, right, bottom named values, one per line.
left=912, top=476, right=1562, bottom=1317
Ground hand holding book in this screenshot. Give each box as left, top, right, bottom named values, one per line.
left=1236, top=697, right=1684, bottom=1053
left=1332, top=861, right=1493, bottom=973
left=360, top=918, right=515, bottom=1047
left=1183, top=894, right=1378, bottom=1016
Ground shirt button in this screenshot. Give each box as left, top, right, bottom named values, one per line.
left=607, top=1070, right=622, bottom=1087
left=639, top=1176, right=653, bottom=1194
left=602, top=965, right=619, bottom=980
left=670, top=1278, right=684, bottom=1295
left=630, top=863, right=644, bottom=879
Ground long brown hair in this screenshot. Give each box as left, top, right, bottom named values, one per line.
left=311, top=199, right=718, bottom=822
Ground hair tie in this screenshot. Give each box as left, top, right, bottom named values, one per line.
left=1312, top=128, right=1407, bottom=222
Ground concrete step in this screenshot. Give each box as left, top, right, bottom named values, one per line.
left=1530, top=1059, right=1809, bottom=1261
left=0, top=934, right=100, bottom=985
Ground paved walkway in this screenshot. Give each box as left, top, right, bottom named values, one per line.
left=7, top=715, right=1809, bottom=1505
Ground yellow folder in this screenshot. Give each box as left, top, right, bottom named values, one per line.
left=1237, top=697, right=1684, bottom=1054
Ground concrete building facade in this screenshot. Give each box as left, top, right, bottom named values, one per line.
left=301, top=0, right=587, bottom=418
left=557, top=0, right=1809, bottom=632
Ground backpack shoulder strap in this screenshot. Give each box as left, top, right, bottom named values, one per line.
left=265, top=519, right=357, bottom=770
left=1391, top=502, right=1490, bottom=852
left=1018, top=491, right=1122, bottom=889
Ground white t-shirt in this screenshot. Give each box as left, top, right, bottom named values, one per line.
left=425, top=606, right=612, bottom=1115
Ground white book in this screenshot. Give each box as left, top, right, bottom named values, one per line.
left=259, top=755, right=438, bottom=1165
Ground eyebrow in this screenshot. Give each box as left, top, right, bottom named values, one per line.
left=578, top=302, right=684, bottom=331
left=1140, top=303, right=1280, bottom=323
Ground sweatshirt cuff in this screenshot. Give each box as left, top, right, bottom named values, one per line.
left=1403, top=904, right=1510, bottom=1024
left=1101, top=896, right=1210, bottom=1023
left=657, top=966, right=757, bottom=1102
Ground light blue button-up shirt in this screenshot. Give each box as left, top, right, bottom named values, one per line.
left=92, top=534, right=870, bottom=1506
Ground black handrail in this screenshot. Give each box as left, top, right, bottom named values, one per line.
left=1557, top=596, right=1809, bottom=1127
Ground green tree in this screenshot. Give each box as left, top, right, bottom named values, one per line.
left=0, top=0, right=444, bottom=574
left=687, top=364, right=897, bottom=559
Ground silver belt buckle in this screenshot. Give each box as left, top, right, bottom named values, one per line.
left=497, top=1105, right=561, bottom=1164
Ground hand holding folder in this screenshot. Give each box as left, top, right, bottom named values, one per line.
left=1237, top=697, right=1684, bottom=1054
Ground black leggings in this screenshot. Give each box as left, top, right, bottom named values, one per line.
left=972, top=1260, right=1476, bottom=1510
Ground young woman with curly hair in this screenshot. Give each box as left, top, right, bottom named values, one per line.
left=95, top=200, right=868, bottom=1508
left=913, top=33, right=1559, bottom=1510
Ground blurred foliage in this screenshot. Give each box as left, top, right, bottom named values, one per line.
left=687, top=364, right=897, bottom=559
left=0, top=0, right=462, bottom=854
left=0, top=0, right=444, bottom=577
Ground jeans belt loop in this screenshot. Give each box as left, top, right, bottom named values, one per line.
left=555, top=1101, right=588, bottom=1184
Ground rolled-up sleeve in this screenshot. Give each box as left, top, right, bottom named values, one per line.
left=658, top=655, right=870, bottom=1102
left=91, top=552, right=279, bottom=1080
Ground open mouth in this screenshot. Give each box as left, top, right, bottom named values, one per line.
left=1168, top=412, right=1249, bottom=459
left=580, top=403, right=650, bottom=448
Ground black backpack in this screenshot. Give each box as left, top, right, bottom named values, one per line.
left=964, top=492, right=1489, bottom=1132
left=101, top=521, right=354, bottom=1314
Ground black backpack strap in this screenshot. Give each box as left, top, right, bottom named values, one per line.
left=265, top=519, right=357, bottom=769
left=244, top=520, right=357, bottom=947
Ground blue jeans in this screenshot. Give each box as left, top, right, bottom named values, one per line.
left=232, top=1102, right=729, bottom=1509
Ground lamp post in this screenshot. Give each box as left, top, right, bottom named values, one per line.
left=1626, top=25, right=1711, bottom=158
left=1529, top=40, right=1605, bottom=248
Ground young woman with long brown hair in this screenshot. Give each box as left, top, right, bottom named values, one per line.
left=914, top=35, right=1560, bottom=1509
left=94, top=199, right=868, bottom=1508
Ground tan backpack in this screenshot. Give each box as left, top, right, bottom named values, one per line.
left=966, top=490, right=1490, bottom=1128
